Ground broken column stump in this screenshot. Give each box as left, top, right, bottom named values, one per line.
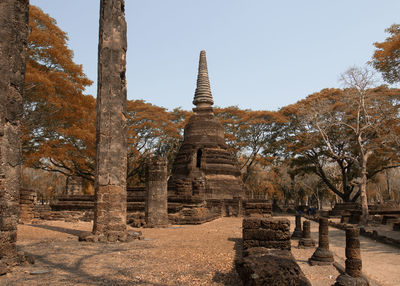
left=80, top=0, right=132, bottom=243
left=145, top=157, right=168, bottom=227
left=298, top=220, right=316, bottom=248
left=19, top=189, right=36, bottom=223
left=309, top=217, right=334, bottom=265
left=237, top=218, right=311, bottom=286
left=0, top=0, right=32, bottom=275
left=335, top=227, right=369, bottom=286
left=291, top=214, right=303, bottom=239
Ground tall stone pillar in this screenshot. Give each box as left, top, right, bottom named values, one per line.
left=291, top=214, right=302, bottom=239
left=145, top=157, right=168, bottom=227
left=0, top=0, right=30, bottom=275
left=309, top=217, right=334, bottom=265
left=92, top=0, right=128, bottom=242
left=335, top=227, right=369, bottom=285
left=298, top=220, right=316, bottom=248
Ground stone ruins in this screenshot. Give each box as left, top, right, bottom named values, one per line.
left=145, top=157, right=168, bottom=227
left=298, top=220, right=316, bottom=248
left=19, top=189, right=36, bottom=223
left=167, top=50, right=246, bottom=223
left=65, top=176, right=83, bottom=196
left=1, top=0, right=398, bottom=282
left=84, top=0, right=129, bottom=242
left=0, top=0, right=32, bottom=275
left=335, top=227, right=369, bottom=286
left=309, top=217, right=334, bottom=265
left=237, top=217, right=311, bottom=285
left=291, top=214, right=303, bottom=239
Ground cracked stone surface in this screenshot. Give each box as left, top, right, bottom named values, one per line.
left=0, top=0, right=29, bottom=274
left=91, top=0, right=128, bottom=242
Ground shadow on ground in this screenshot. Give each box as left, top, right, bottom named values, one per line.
left=27, top=224, right=87, bottom=237
left=9, top=239, right=163, bottom=286
left=212, top=237, right=242, bottom=286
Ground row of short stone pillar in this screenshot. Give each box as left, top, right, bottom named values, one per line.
left=292, top=215, right=369, bottom=286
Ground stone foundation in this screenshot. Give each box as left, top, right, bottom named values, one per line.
left=242, top=218, right=291, bottom=251
left=45, top=191, right=272, bottom=226
left=243, top=200, right=272, bottom=217
left=236, top=218, right=311, bottom=285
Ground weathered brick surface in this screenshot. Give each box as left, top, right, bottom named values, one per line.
left=309, top=217, right=334, bottom=265
left=167, top=51, right=245, bottom=223
left=0, top=0, right=29, bottom=274
left=298, top=220, right=316, bottom=248
left=238, top=218, right=310, bottom=285
left=242, top=218, right=291, bottom=251
left=243, top=201, right=272, bottom=217
left=145, top=157, right=168, bottom=227
left=236, top=248, right=311, bottom=286
left=291, top=214, right=303, bottom=239
left=91, top=0, right=128, bottom=242
left=19, top=189, right=36, bottom=222
left=334, top=227, right=369, bottom=286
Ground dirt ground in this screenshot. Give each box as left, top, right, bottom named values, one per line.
left=0, top=217, right=399, bottom=286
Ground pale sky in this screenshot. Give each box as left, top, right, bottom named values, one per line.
left=30, top=0, right=400, bottom=111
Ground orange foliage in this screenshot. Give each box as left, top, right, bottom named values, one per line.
left=126, top=100, right=190, bottom=185
left=23, top=5, right=95, bottom=180
left=372, top=24, right=400, bottom=84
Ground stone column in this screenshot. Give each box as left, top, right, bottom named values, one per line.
left=0, top=0, right=30, bottom=275
left=291, top=214, right=302, bottom=239
left=309, top=217, right=334, bottom=265
left=65, top=176, right=83, bottom=196
left=145, top=157, right=168, bottom=227
left=19, top=189, right=36, bottom=223
left=91, top=0, right=128, bottom=242
left=298, top=220, right=316, bottom=248
left=335, top=227, right=369, bottom=285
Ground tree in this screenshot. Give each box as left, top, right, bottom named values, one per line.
left=126, top=100, right=189, bottom=186
left=271, top=90, right=359, bottom=203
left=215, top=107, right=285, bottom=188
left=23, top=5, right=95, bottom=181
left=272, top=81, right=400, bottom=217
left=338, top=66, right=400, bottom=224
left=22, top=167, right=66, bottom=203
left=214, top=106, right=247, bottom=157
left=372, top=24, right=400, bottom=84
left=238, top=110, right=285, bottom=184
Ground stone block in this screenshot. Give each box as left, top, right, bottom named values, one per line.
left=236, top=248, right=311, bottom=286
left=242, top=218, right=261, bottom=229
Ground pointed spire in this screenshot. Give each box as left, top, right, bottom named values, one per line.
left=193, top=50, right=214, bottom=108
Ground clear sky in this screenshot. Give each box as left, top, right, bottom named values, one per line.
left=30, top=0, right=400, bottom=111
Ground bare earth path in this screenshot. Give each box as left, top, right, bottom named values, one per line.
left=1, top=217, right=399, bottom=285
left=289, top=217, right=400, bottom=286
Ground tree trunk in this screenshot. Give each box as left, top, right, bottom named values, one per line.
left=385, top=169, right=391, bottom=201
left=0, top=0, right=29, bottom=273
left=359, top=153, right=370, bottom=225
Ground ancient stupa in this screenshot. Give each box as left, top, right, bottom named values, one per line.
left=168, top=50, right=245, bottom=204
